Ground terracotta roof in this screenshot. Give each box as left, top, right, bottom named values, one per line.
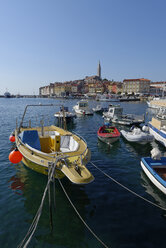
left=123, top=78, right=150, bottom=82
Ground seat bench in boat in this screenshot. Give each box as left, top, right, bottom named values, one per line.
left=151, top=163, right=166, bottom=168
left=19, top=130, right=79, bottom=154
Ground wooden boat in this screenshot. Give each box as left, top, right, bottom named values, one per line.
left=141, top=156, right=166, bottom=195
left=97, top=125, right=120, bottom=144
left=10, top=104, right=94, bottom=184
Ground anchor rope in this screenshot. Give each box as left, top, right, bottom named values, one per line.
left=17, top=159, right=59, bottom=248
left=90, top=161, right=166, bottom=211
left=55, top=170, right=109, bottom=248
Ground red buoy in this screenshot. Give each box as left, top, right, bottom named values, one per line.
left=9, top=149, right=23, bottom=164
left=9, top=135, right=15, bottom=143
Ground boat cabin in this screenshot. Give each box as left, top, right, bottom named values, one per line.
left=150, top=116, right=166, bottom=131
left=78, top=100, right=89, bottom=109
left=106, top=104, right=123, bottom=118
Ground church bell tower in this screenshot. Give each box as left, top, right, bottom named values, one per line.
left=97, top=61, right=101, bottom=79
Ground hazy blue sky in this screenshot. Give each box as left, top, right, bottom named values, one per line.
left=0, top=0, right=166, bottom=95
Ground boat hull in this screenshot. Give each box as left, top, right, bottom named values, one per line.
left=15, top=125, right=94, bottom=184
left=149, top=123, right=166, bottom=147
left=98, top=135, right=119, bottom=144
left=74, top=109, right=93, bottom=115
left=97, top=126, right=120, bottom=144
left=141, top=158, right=166, bottom=195
left=121, top=130, right=154, bottom=144
left=22, top=156, right=65, bottom=179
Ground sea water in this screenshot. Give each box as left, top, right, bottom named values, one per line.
left=0, top=97, right=166, bottom=248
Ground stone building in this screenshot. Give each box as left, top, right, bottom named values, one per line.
left=123, top=78, right=151, bottom=94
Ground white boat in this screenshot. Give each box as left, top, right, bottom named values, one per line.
left=54, top=107, right=76, bottom=122
left=147, top=97, right=166, bottom=109
left=141, top=148, right=166, bottom=195
left=73, top=100, right=93, bottom=115
left=103, top=104, right=144, bottom=126
left=148, top=109, right=166, bottom=147
left=121, top=126, right=154, bottom=144
left=99, top=95, right=120, bottom=102
left=92, top=105, right=103, bottom=113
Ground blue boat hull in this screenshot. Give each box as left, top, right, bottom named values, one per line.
left=141, top=157, right=166, bottom=195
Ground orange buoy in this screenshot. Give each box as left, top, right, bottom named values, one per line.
left=9, top=148, right=23, bottom=164
left=9, top=135, right=15, bottom=142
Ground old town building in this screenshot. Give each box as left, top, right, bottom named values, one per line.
left=123, top=78, right=151, bottom=94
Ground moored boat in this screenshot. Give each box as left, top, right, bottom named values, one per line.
left=141, top=152, right=166, bottom=195
left=4, top=91, right=11, bottom=98
left=92, top=104, right=103, bottom=113
left=97, top=125, right=120, bottom=144
left=103, top=104, right=144, bottom=126
left=54, top=106, right=76, bottom=122
left=73, top=100, right=93, bottom=115
left=121, top=126, right=154, bottom=144
left=148, top=109, right=166, bottom=147
left=9, top=104, right=94, bottom=184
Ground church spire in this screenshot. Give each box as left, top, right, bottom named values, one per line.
left=97, top=61, right=101, bottom=79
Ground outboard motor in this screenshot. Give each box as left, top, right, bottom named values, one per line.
left=151, top=148, right=161, bottom=160
left=142, top=125, right=149, bottom=132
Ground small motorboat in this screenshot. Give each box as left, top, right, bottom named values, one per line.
left=141, top=148, right=166, bottom=195
left=9, top=104, right=94, bottom=185
left=92, top=105, right=103, bottom=113
left=103, top=104, right=144, bottom=126
left=54, top=106, right=76, bottom=122
left=73, top=100, right=93, bottom=115
left=97, top=125, right=120, bottom=144
left=121, top=126, right=154, bottom=144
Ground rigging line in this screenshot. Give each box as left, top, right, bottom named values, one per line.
left=55, top=171, right=110, bottom=248
left=90, top=161, right=166, bottom=211
left=17, top=160, right=59, bottom=248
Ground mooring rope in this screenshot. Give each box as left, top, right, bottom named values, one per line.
left=55, top=171, right=109, bottom=248
left=17, top=159, right=59, bottom=248
left=17, top=159, right=110, bottom=248
left=90, top=161, right=166, bottom=211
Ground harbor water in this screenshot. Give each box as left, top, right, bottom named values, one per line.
left=1, top=98, right=166, bottom=248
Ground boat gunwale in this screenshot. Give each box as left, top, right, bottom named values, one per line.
left=15, top=126, right=89, bottom=162
left=97, top=126, right=120, bottom=138
left=141, top=157, right=166, bottom=188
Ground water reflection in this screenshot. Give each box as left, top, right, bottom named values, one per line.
left=8, top=176, right=25, bottom=195
left=9, top=165, right=91, bottom=248
left=140, top=171, right=166, bottom=209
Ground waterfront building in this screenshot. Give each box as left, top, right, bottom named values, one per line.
left=150, top=81, right=166, bottom=96
left=39, top=85, right=51, bottom=96
left=88, top=81, right=104, bottom=95
left=54, top=83, right=68, bottom=97
left=112, top=82, right=123, bottom=94
left=123, top=78, right=151, bottom=94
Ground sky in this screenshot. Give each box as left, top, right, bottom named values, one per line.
left=0, top=0, right=166, bottom=95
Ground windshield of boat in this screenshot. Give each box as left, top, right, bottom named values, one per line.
left=114, top=108, right=123, bottom=115
left=79, top=102, right=88, bottom=108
